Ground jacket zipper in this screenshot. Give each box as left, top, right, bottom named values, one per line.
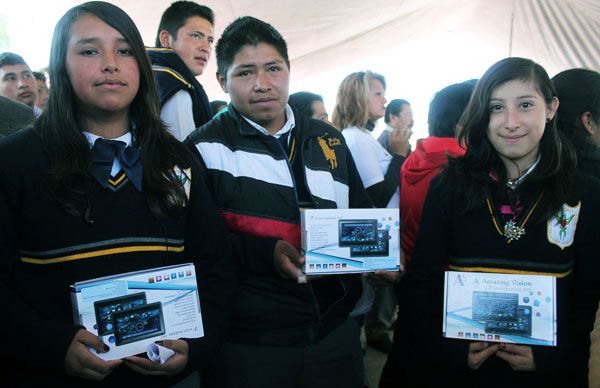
left=272, top=131, right=350, bottom=343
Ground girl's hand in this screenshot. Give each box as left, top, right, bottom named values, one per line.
left=125, top=339, right=189, bottom=376
left=495, top=343, right=536, bottom=371
left=467, top=341, right=500, bottom=370
left=64, top=328, right=122, bottom=380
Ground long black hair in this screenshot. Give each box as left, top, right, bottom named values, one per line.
left=36, top=1, right=191, bottom=218
left=445, top=57, right=576, bottom=220
left=553, top=68, right=600, bottom=143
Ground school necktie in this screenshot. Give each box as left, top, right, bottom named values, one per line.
left=90, top=138, right=142, bottom=191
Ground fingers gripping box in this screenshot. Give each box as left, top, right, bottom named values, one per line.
left=70, top=263, right=203, bottom=360
left=301, top=208, right=400, bottom=274
left=443, top=271, right=557, bottom=346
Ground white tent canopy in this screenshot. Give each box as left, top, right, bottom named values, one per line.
left=111, top=0, right=599, bottom=89
left=2, top=0, right=599, bottom=137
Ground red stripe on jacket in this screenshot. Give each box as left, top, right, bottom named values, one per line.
left=221, top=210, right=301, bottom=249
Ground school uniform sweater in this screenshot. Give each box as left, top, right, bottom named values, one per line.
left=394, top=171, right=600, bottom=387
left=0, top=127, right=235, bottom=387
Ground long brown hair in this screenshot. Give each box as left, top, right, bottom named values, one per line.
left=445, top=57, right=576, bottom=220
left=36, top=1, right=192, bottom=218
left=332, top=71, right=385, bottom=130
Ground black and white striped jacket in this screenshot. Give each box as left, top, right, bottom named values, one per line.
left=186, top=106, right=372, bottom=346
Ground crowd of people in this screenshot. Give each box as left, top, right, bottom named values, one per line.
left=1, top=1, right=599, bottom=387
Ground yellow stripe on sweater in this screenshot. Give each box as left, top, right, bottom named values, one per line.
left=448, top=265, right=572, bottom=278
left=152, top=67, right=192, bottom=89
left=21, top=245, right=185, bottom=265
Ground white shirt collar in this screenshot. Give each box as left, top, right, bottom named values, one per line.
left=385, top=125, right=394, bottom=132
left=83, top=131, right=132, bottom=149
left=241, top=104, right=296, bottom=139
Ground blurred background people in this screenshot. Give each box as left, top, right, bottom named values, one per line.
left=400, top=79, right=476, bottom=263
left=210, top=99, right=228, bottom=117
left=552, top=68, right=600, bottom=178
left=33, top=71, right=49, bottom=111
left=288, top=91, right=332, bottom=125
left=332, top=71, right=403, bottom=355
left=149, top=1, right=215, bottom=140
left=378, top=98, right=413, bottom=156
left=0, top=52, right=41, bottom=117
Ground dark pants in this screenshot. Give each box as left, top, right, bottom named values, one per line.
left=206, top=319, right=364, bottom=388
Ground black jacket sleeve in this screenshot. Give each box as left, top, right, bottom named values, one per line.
left=365, top=154, right=404, bottom=208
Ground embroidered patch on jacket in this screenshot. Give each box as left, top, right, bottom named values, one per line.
left=317, top=136, right=337, bottom=169
left=328, top=137, right=341, bottom=147
left=174, top=166, right=192, bottom=200
left=547, top=202, right=580, bottom=249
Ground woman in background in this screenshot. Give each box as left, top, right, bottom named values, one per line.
left=0, top=2, right=234, bottom=386
left=332, top=71, right=406, bottom=355
left=332, top=71, right=409, bottom=208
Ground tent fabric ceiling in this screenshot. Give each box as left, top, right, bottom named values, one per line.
left=113, top=0, right=599, bottom=99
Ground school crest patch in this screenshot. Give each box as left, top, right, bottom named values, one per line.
left=547, top=202, right=580, bottom=249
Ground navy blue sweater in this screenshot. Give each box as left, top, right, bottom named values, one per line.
left=389, top=171, right=600, bottom=387
left=0, top=128, right=235, bottom=387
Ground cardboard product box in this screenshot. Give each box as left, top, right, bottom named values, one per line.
left=301, top=208, right=400, bottom=275
left=71, top=263, right=203, bottom=360
left=443, top=271, right=557, bottom=346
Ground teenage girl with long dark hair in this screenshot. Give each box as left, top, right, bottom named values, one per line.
left=0, top=2, right=234, bottom=386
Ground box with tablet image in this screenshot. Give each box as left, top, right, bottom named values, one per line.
left=70, top=263, right=203, bottom=360
left=443, top=271, right=556, bottom=346
left=301, top=208, right=400, bottom=274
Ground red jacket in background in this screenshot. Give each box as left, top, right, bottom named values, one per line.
left=400, top=137, right=465, bottom=262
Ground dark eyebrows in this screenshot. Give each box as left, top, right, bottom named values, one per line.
left=489, top=95, right=539, bottom=102
left=74, top=37, right=100, bottom=45
left=1, top=70, right=31, bottom=80
left=74, top=37, right=130, bottom=45
left=265, top=59, right=284, bottom=66
left=231, top=59, right=284, bottom=72
left=516, top=95, right=539, bottom=99
left=190, top=30, right=214, bottom=39
left=235, top=64, right=256, bottom=70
